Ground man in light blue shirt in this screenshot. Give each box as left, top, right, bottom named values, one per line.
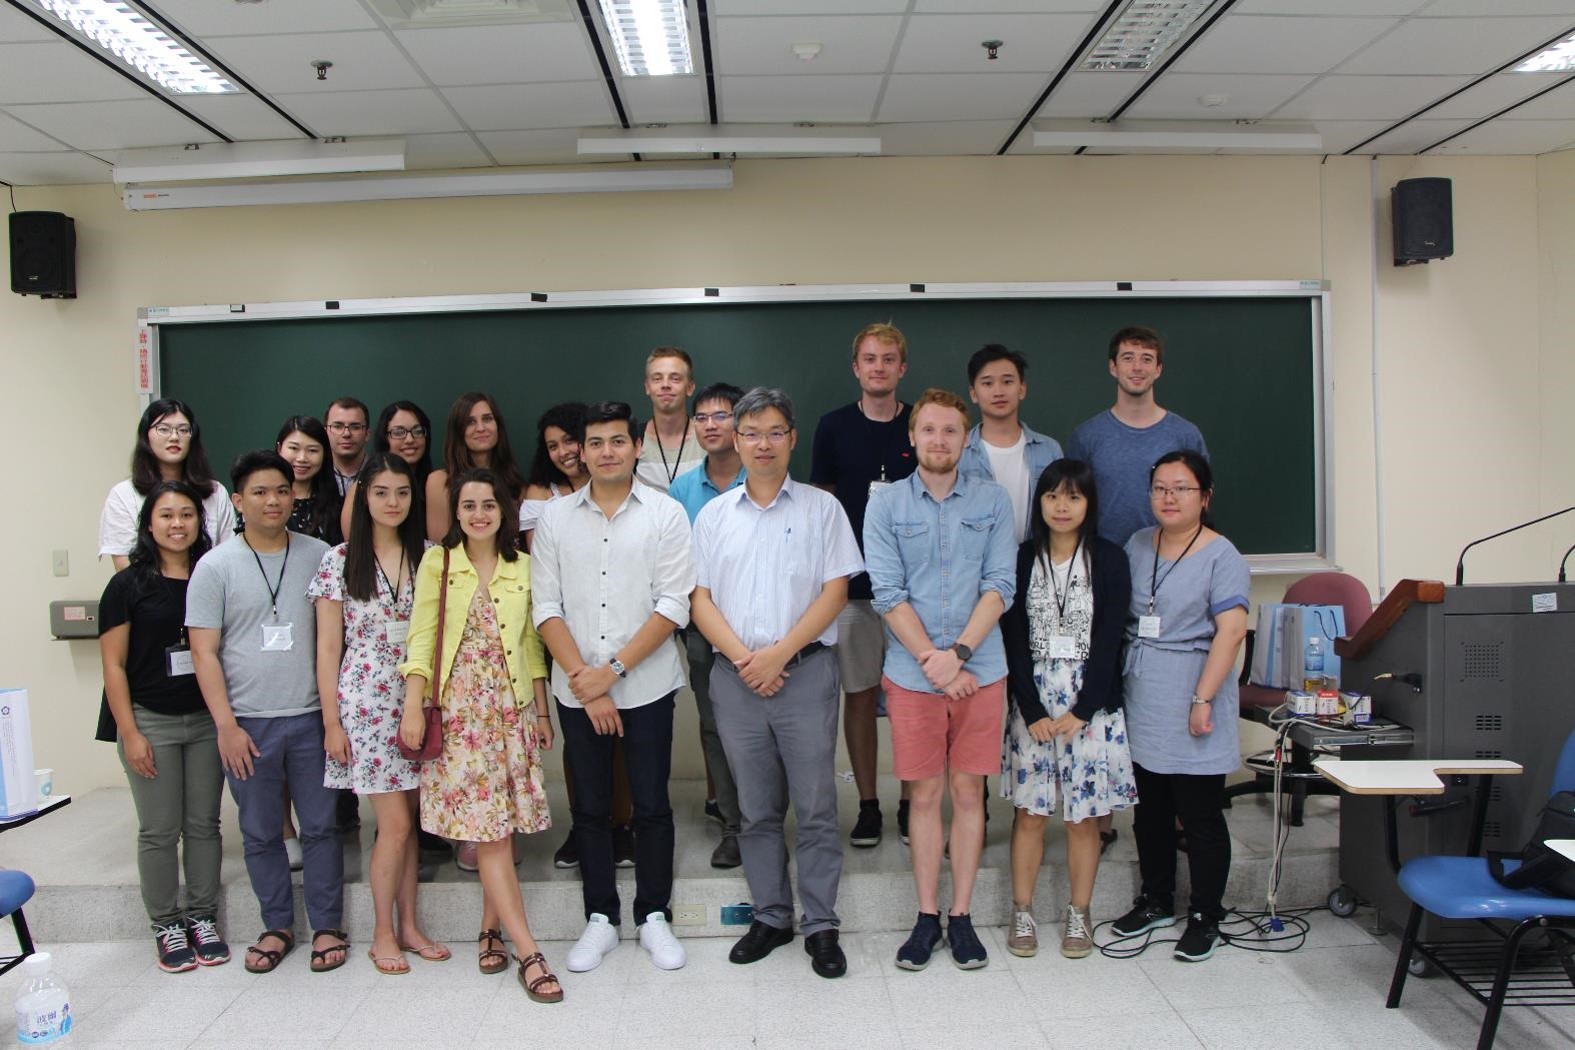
left=957, top=344, right=1063, bottom=544
left=864, top=389, right=1016, bottom=973
left=667, top=382, right=747, bottom=869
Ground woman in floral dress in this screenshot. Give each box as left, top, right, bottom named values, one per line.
left=310, top=453, right=447, bottom=974
left=399, top=468, right=561, bottom=1003
left=1000, top=459, right=1138, bottom=960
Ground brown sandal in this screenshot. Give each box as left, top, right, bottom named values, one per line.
left=310, top=928, right=350, bottom=973
left=516, top=951, right=563, bottom=1003
left=244, top=929, right=294, bottom=974
left=478, top=929, right=508, bottom=975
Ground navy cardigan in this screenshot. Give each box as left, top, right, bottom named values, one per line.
left=1001, top=536, right=1131, bottom=725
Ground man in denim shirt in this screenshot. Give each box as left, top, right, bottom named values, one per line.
left=956, top=345, right=1063, bottom=543
left=864, top=389, right=1016, bottom=972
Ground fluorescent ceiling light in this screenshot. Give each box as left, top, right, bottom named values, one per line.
left=33, top=0, right=237, bottom=94
left=578, top=127, right=879, bottom=155
left=112, top=139, right=407, bottom=184
left=120, top=165, right=732, bottom=211
left=1080, top=0, right=1215, bottom=72
left=1516, top=32, right=1575, bottom=72
left=1033, top=120, right=1321, bottom=151
left=597, top=0, right=692, bottom=77
left=366, top=0, right=575, bottom=28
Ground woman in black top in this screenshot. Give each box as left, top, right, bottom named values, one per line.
left=276, top=415, right=344, bottom=545
left=99, top=480, right=230, bottom=974
left=999, top=460, right=1139, bottom=960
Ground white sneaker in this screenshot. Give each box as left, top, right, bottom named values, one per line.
left=566, top=913, right=620, bottom=972
left=638, top=913, right=687, bottom=970
left=284, top=837, right=303, bottom=872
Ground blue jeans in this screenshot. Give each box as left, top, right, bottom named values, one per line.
left=225, top=712, right=343, bottom=932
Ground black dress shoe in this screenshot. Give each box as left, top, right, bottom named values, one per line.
left=729, top=920, right=793, bottom=964
left=804, top=929, right=846, bottom=979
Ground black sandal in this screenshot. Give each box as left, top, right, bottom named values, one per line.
left=516, top=951, right=563, bottom=1003
left=244, top=929, right=295, bottom=974
left=310, top=928, right=350, bottom=973
left=478, top=928, right=508, bottom=975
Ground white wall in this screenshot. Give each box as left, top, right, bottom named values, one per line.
left=0, top=153, right=1553, bottom=791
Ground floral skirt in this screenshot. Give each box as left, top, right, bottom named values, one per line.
left=1000, top=658, right=1139, bottom=822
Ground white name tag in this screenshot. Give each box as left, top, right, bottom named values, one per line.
left=1046, top=635, right=1077, bottom=659
left=868, top=480, right=893, bottom=499
left=386, top=620, right=410, bottom=645
left=260, top=622, right=294, bottom=652
left=165, top=646, right=194, bottom=677
left=1138, top=615, right=1162, bottom=639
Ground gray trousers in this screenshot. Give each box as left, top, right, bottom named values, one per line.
left=118, top=708, right=224, bottom=928
left=685, top=630, right=740, bottom=834
left=710, top=647, right=843, bottom=935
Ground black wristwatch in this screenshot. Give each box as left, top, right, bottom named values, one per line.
left=951, top=642, right=973, bottom=662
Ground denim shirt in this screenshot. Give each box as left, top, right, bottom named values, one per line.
left=864, top=470, right=1017, bottom=693
left=956, top=421, right=1064, bottom=486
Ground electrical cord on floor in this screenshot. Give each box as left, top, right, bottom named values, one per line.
left=1094, top=905, right=1325, bottom=959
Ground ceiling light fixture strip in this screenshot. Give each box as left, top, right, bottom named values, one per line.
left=1081, top=0, right=1216, bottom=73
left=35, top=0, right=235, bottom=94
left=596, top=0, right=692, bottom=78
left=575, top=0, right=637, bottom=161
left=996, top=0, right=1129, bottom=156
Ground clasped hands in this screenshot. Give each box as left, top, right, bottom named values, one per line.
left=917, top=646, right=977, bottom=700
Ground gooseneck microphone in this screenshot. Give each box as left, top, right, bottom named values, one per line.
left=1455, top=506, right=1575, bottom=585
left=1558, top=541, right=1575, bottom=583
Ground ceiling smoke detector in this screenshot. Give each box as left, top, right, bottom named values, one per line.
left=791, top=42, right=823, bottom=62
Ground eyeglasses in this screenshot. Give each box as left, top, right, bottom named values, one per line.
left=1149, top=485, right=1201, bottom=499
left=739, top=429, right=791, bottom=445
left=387, top=426, right=427, bottom=440
left=326, top=422, right=367, bottom=434
left=150, top=424, right=192, bottom=439
left=693, top=411, right=734, bottom=425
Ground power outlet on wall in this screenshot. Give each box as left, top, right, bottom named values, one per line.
left=672, top=904, right=705, bottom=927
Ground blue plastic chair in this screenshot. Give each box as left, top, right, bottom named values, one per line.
left=1385, top=729, right=1575, bottom=1050
left=0, top=868, right=37, bottom=977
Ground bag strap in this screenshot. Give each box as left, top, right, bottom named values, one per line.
left=1488, top=848, right=1569, bottom=892
left=432, top=548, right=451, bottom=703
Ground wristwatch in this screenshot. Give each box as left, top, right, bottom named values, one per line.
left=951, top=642, right=973, bottom=662
left=1190, top=694, right=1211, bottom=706
left=609, top=658, right=628, bottom=679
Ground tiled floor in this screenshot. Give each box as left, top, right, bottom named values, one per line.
left=3, top=918, right=1572, bottom=1050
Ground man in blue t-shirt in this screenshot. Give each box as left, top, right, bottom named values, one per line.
left=1066, top=325, right=1209, bottom=547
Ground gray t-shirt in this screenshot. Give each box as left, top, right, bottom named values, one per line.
left=1065, top=409, right=1208, bottom=547
left=186, top=531, right=329, bottom=719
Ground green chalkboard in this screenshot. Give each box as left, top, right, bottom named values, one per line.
left=157, top=294, right=1319, bottom=556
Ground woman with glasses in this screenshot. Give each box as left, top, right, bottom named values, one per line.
left=340, top=402, right=434, bottom=541
left=1109, top=450, right=1249, bottom=964
left=99, top=399, right=235, bottom=571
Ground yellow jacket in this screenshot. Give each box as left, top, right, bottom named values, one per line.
left=399, top=543, right=548, bottom=707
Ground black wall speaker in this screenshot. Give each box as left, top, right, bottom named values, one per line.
left=9, top=211, right=77, bottom=299
left=1392, top=178, right=1453, bottom=267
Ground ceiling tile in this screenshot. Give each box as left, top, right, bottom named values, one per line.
left=1501, top=78, right=1575, bottom=119
left=914, top=1, right=1104, bottom=11
left=1174, top=15, right=1400, bottom=75
left=1307, top=120, right=1395, bottom=152
left=476, top=128, right=621, bottom=165
left=0, top=150, right=111, bottom=185
left=1238, top=0, right=1429, bottom=12
left=3, top=99, right=221, bottom=150
left=269, top=88, right=464, bottom=135
left=878, top=72, right=1045, bottom=122
left=1421, top=0, right=1575, bottom=15
left=1422, top=71, right=1567, bottom=120
left=0, top=111, right=70, bottom=150
left=179, top=95, right=309, bottom=141
left=404, top=132, right=493, bottom=170
left=0, top=42, right=149, bottom=104
left=1035, top=71, right=1144, bottom=118
left=148, top=0, right=378, bottom=36
left=442, top=82, right=614, bottom=131
left=393, top=23, right=599, bottom=86
left=1428, top=117, right=1575, bottom=153
left=1123, top=73, right=1316, bottom=120
left=714, top=15, right=902, bottom=75
left=877, top=119, right=1016, bottom=155
left=1350, top=117, right=1476, bottom=153
left=0, top=5, right=58, bottom=42
left=1338, top=16, right=1573, bottom=75
left=713, top=1, right=909, bottom=12
left=716, top=74, right=881, bottom=122
left=894, top=14, right=1090, bottom=74
left=206, top=32, right=426, bottom=94
left=620, top=77, right=710, bottom=125
left=1273, top=75, right=1472, bottom=119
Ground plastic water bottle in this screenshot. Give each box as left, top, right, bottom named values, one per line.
left=1303, top=636, right=1325, bottom=692
left=15, top=953, right=72, bottom=1045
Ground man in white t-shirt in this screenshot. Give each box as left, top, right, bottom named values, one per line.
left=957, top=344, right=1064, bottom=544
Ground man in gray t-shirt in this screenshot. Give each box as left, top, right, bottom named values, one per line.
left=187, top=451, right=344, bottom=972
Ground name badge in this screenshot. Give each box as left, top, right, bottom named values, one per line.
left=260, top=622, right=294, bottom=652
left=386, top=620, right=410, bottom=646
left=1046, top=635, right=1077, bottom=659
left=868, top=480, right=892, bottom=499
left=1138, top=615, right=1162, bottom=639
left=165, top=645, right=194, bottom=677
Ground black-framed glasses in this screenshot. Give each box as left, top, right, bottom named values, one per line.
left=387, top=426, right=428, bottom=440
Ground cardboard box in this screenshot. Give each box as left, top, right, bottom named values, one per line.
left=0, top=689, right=38, bottom=818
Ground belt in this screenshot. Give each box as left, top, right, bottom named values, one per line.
left=717, top=640, right=828, bottom=673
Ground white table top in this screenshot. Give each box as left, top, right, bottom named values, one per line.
left=1549, top=840, right=1575, bottom=863
left=1312, top=758, right=1522, bottom=795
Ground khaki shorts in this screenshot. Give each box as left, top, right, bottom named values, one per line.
left=835, top=599, right=886, bottom=694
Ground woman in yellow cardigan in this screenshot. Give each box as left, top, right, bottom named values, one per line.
left=399, top=468, right=562, bottom=1003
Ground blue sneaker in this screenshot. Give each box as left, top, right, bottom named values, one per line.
left=895, top=913, right=943, bottom=971
left=947, top=913, right=988, bottom=970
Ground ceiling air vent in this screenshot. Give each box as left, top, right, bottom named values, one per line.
left=367, top=0, right=575, bottom=27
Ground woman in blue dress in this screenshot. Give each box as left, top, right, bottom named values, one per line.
left=1111, top=450, right=1249, bottom=963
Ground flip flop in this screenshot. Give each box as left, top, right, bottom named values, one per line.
left=367, top=949, right=410, bottom=976
left=244, top=929, right=295, bottom=974
left=399, top=941, right=452, bottom=962
left=310, top=928, right=351, bottom=973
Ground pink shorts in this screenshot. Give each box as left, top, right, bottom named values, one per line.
left=883, top=676, right=1006, bottom=781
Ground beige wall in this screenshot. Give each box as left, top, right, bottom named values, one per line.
left=0, top=153, right=1555, bottom=791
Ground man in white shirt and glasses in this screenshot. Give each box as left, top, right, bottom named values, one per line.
left=691, top=388, right=864, bottom=980
left=533, top=401, right=696, bottom=974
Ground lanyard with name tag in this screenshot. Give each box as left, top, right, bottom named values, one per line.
left=376, top=548, right=410, bottom=647
left=386, top=620, right=409, bottom=645
left=1143, top=525, right=1203, bottom=639
left=165, top=627, right=193, bottom=676
left=244, top=534, right=293, bottom=651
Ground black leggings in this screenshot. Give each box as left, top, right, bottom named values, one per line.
left=1132, top=763, right=1230, bottom=921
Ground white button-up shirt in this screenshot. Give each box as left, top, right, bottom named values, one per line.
left=692, top=477, right=864, bottom=651
left=531, top=482, right=694, bottom=710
